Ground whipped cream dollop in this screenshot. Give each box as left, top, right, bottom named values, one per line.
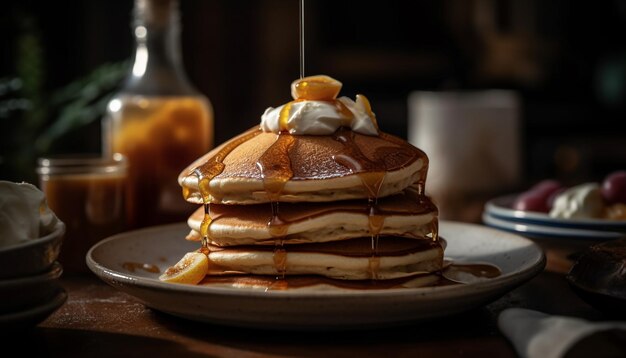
left=549, top=183, right=605, bottom=219
left=260, top=75, right=379, bottom=136
left=0, top=181, right=59, bottom=247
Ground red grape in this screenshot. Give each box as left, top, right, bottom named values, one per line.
left=513, top=192, right=551, bottom=212
left=513, top=179, right=563, bottom=212
left=601, top=171, right=626, bottom=204
left=513, top=179, right=564, bottom=213
left=530, top=179, right=562, bottom=197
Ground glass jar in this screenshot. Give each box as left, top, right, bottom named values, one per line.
left=102, top=0, right=213, bottom=229
left=37, top=154, right=127, bottom=274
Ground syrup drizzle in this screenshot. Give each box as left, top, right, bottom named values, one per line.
left=199, top=202, right=211, bottom=248
left=332, top=128, right=386, bottom=197
left=299, top=0, right=305, bottom=79
left=278, top=101, right=295, bottom=133
left=195, top=127, right=263, bottom=202
left=257, top=134, right=296, bottom=201
left=193, top=127, right=263, bottom=250
left=331, top=128, right=389, bottom=278
left=257, top=133, right=296, bottom=278
left=200, top=262, right=501, bottom=290
left=333, top=99, right=356, bottom=125
left=122, top=262, right=160, bottom=274
left=356, top=94, right=378, bottom=128
left=378, top=132, right=428, bottom=195
left=436, top=262, right=502, bottom=286
left=445, top=262, right=501, bottom=279
left=273, top=247, right=288, bottom=279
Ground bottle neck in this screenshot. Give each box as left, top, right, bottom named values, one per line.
left=123, top=0, right=196, bottom=96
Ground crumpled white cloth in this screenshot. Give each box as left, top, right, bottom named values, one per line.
left=498, top=308, right=626, bottom=358
left=0, top=181, right=58, bottom=247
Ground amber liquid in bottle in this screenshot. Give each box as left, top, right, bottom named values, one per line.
left=103, top=0, right=213, bottom=228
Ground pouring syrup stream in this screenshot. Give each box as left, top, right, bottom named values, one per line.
left=299, top=0, right=305, bottom=79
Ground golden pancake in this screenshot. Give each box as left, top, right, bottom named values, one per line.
left=179, top=128, right=428, bottom=204
left=198, top=273, right=440, bottom=291
left=185, top=190, right=437, bottom=246
left=204, top=237, right=445, bottom=280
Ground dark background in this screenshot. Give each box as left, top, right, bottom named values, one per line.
left=1, top=0, right=626, bottom=186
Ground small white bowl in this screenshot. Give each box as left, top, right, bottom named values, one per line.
left=0, top=221, right=65, bottom=280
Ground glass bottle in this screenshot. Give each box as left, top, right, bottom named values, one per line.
left=103, top=0, right=213, bottom=229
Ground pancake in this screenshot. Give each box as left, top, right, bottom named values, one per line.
left=204, top=236, right=444, bottom=280
left=161, top=75, right=443, bottom=288
left=198, top=273, right=441, bottom=291
left=186, top=190, right=438, bottom=246
left=178, top=128, right=428, bottom=204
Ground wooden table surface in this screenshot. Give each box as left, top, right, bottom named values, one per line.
left=5, top=241, right=606, bottom=358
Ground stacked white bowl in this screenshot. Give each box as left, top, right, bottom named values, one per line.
left=0, top=218, right=67, bottom=330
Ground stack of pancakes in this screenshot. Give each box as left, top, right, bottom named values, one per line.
left=174, top=79, right=442, bottom=290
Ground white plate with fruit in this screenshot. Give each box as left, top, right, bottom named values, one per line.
left=484, top=171, right=626, bottom=236
left=482, top=211, right=624, bottom=240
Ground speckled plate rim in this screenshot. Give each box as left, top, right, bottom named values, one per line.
left=485, top=194, right=626, bottom=231
left=86, top=221, right=545, bottom=299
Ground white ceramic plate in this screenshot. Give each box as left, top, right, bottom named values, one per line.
left=482, top=212, right=625, bottom=241
left=485, top=194, right=626, bottom=232
left=87, top=221, right=545, bottom=330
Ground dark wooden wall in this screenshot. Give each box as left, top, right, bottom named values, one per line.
left=1, top=0, right=625, bottom=185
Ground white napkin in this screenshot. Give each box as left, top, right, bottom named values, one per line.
left=498, top=308, right=626, bottom=358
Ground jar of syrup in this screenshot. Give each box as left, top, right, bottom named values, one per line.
left=37, top=154, right=128, bottom=273
left=103, top=0, right=213, bottom=228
